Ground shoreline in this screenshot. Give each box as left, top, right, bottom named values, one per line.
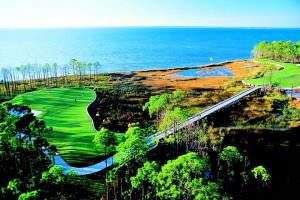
left=0, top=59, right=248, bottom=82
left=111, top=59, right=248, bottom=74
left=4, top=58, right=299, bottom=94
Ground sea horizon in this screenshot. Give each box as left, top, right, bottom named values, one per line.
left=1, top=27, right=300, bottom=72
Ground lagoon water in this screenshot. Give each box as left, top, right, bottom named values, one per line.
left=175, top=67, right=234, bottom=78
left=0, top=27, right=300, bottom=72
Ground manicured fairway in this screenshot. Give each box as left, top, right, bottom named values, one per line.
left=246, top=59, right=300, bottom=88
left=11, top=88, right=110, bottom=166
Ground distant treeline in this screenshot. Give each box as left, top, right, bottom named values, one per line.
left=0, top=59, right=104, bottom=97
left=252, top=41, right=300, bottom=63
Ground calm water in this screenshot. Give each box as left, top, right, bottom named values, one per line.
left=175, top=67, right=233, bottom=78
left=0, top=27, right=300, bottom=72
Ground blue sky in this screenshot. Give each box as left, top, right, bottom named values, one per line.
left=0, top=0, right=299, bottom=28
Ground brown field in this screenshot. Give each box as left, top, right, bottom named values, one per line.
left=135, top=60, right=263, bottom=91
left=290, top=99, right=300, bottom=109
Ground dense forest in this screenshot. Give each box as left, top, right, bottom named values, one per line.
left=102, top=91, right=277, bottom=200
left=252, top=41, right=300, bottom=62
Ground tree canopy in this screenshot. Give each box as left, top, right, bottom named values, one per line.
left=143, top=90, right=186, bottom=118
left=155, top=152, right=209, bottom=199
left=129, top=152, right=225, bottom=200
left=93, top=127, right=117, bottom=154
left=114, top=126, right=148, bottom=165
left=252, top=41, right=300, bottom=62
left=251, top=166, right=271, bottom=183
left=159, top=107, right=188, bottom=130
left=219, top=146, right=243, bottom=164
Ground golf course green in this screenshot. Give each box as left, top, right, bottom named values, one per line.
left=11, top=88, right=115, bottom=166
left=246, top=59, right=300, bottom=88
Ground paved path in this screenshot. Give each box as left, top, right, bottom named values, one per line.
left=48, top=86, right=262, bottom=175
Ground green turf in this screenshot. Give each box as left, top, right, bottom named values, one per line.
left=11, top=88, right=121, bottom=166
left=245, top=59, right=300, bottom=88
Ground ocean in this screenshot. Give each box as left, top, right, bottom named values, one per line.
left=0, top=27, right=300, bottom=72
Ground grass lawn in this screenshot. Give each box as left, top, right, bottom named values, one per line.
left=245, top=59, right=300, bottom=88
left=11, top=88, right=122, bottom=166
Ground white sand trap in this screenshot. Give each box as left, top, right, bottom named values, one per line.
left=32, top=110, right=42, bottom=116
